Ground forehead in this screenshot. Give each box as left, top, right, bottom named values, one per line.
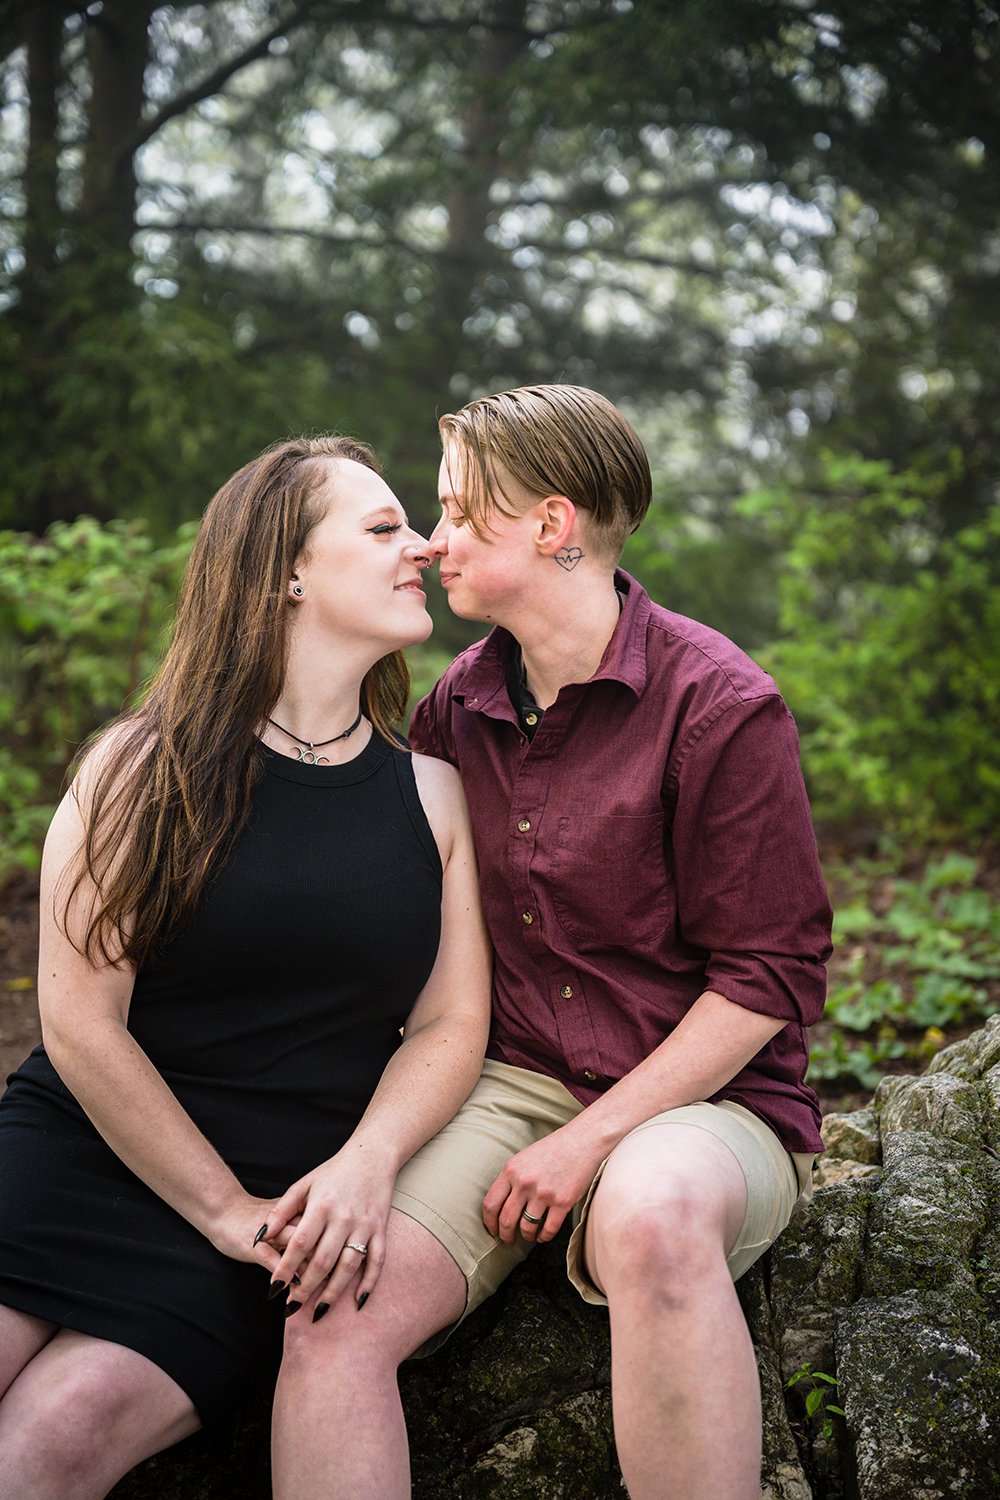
left=318, top=458, right=399, bottom=514
left=437, top=446, right=464, bottom=500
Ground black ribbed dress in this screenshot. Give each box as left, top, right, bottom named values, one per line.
left=0, top=736, right=442, bottom=1420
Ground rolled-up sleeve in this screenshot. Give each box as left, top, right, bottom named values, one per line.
left=670, top=694, right=833, bottom=1025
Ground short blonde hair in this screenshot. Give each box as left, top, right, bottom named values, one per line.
left=439, top=384, right=652, bottom=560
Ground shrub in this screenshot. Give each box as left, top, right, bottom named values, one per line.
left=748, top=454, right=1000, bottom=842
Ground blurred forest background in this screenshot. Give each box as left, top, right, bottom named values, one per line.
left=0, top=0, right=998, bottom=1100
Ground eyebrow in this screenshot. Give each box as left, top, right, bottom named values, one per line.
left=361, top=504, right=408, bottom=524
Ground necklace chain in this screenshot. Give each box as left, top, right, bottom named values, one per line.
left=267, top=708, right=364, bottom=765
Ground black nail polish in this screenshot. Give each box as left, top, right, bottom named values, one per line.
left=312, top=1302, right=330, bottom=1324
left=357, top=1292, right=369, bottom=1311
left=291, top=1274, right=302, bottom=1286
left=253, top=1223, right=270, bottom=1247
left=267, top=1281, right=286, bottom=1301
left=283, top=1301, right=302, bottom=1319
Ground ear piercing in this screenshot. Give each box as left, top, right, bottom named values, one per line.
left=291, top=583, right=304, bottom=598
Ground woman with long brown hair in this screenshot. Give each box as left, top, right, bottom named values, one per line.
left=0, top=436, right=491, bottom=1498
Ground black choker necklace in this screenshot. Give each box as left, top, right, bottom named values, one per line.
left=267, top=708, right=364, bottom=765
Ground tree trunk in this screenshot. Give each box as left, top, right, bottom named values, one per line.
left=78, top=0, right=156, bottom=285
left=1, top=2, right=157, bottom=529
left=432, top=0, right=529, bottom=398
left=18, top=0, right=63, bottom=331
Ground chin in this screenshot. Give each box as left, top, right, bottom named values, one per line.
left=399, top=613, right=434, bottom=648
left=445, top=594, right=490, bottom=624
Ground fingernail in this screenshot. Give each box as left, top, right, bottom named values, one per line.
left=291, top=1274, right=302, bottom=1286
left=357, top=1292, right=369, bottom=1311
left=253, top=1224, right=270, bottom=1247
left=267, top=1281, right=286, bottom=1301
left=312, top=1302, right=330, bottom=1324
left=283, top=1301, right=302, bottom=1319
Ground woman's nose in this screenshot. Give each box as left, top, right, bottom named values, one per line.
left=406, top=536, right=433, bottom=569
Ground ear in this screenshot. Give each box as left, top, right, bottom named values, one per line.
left=530, top=495, right=578, bottom=559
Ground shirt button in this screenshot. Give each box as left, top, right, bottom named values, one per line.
left=582, top=1069, right=597, bottom=1082
left=560, top=985, right=574, bottom=999
left=525, top=712, right=539, bottom=726
left=521, top=910, right=534, bottom=925
left=517, top=818, right=531, bottom=832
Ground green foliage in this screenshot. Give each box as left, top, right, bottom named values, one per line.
left=785, top=1364, right=846, bottom=1444
left=752, top=453, right=1000, bottom=843
left=0, top=518, right=194, bottom=875
left=0, top=517, right=468, bottom=879
left=808, top=852, right=1000, bottom=1093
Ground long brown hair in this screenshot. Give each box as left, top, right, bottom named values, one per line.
left=66, top=435, right=410, bottom=969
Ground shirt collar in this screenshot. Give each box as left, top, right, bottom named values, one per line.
left=449, top=568, right=651, bottom=711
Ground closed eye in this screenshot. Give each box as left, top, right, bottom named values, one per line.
left=368, top=522, right=403, bottom=536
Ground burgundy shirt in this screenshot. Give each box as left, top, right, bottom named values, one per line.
left=410, top=572, right=832, bottom=1153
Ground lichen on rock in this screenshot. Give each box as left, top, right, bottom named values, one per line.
left=110, top=1017, right=1000, bottom=1499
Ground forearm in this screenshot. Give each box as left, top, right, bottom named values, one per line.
left=45, top=1017, right=248, bottom=1244
left=260, top=1010, right=488, bottom=1302
left=558, top=990, right=786, bottom=1164
left=338, top=1012, right=486, bottom=1178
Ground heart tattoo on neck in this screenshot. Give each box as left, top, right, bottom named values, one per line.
left=555, top=547, right=584, bottom=571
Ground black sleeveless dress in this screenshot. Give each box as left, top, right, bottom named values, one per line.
left=0, top=736, right=442, bottom=1420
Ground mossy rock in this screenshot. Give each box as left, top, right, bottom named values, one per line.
left=110, top=1017, right=1000, bottom=1499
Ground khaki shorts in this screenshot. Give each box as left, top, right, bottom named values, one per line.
left=391, top=1059, right=812, bottom=1345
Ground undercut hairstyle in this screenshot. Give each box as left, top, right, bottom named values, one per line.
left=65, top=435, right=410, bottom=969
left=439, top=384, right=652, bottom=561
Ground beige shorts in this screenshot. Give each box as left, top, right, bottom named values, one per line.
left=391, top=1059, right=812, bottom=1344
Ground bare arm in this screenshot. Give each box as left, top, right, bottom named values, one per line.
left=483, top=991, right=785, bottom=1243
left=258, top=753, right=492, bottom=1308
left=38, top=764, right=271, bottom=1262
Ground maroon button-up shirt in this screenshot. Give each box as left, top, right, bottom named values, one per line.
left=410, top=571, right=833, bottom=1153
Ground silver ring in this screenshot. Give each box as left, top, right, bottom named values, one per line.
left=344, top=1241, right=368, bottom=1255
left=520, top=1209, right=543, bottom=1224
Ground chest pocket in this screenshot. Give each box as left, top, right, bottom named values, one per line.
left=551, top=812, right=670, bottom=950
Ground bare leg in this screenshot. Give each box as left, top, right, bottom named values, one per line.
left=0, top=1305, right=58, bottom=1396
left=584, top=1124, right=759, bottom=1500
left=0, top=1327, right=200, bottom=1500
left=273, top=1207, right=467, bottom=1500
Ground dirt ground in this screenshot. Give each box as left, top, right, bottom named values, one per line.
left=0, top=873, right=43, bottom=1087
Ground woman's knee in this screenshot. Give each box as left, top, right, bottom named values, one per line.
left=2, top=1342, right=198, bottom=1485
left=10, top=1362, right=144, bottom=1477
left=281, top=1297, right=409, bottom=1377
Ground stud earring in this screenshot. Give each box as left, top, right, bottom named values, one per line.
left=290, top=583, right=304, bottom=598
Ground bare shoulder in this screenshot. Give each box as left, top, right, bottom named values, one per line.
left=72, top=718, right=153, bottom=801
left=409, top=751, right=471, bottom=865
left=410, top=750, right=462, bottom=798
left=44, top=719, right=153, bottom=873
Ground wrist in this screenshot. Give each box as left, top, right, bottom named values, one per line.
left=338, top=1130, right=404, bottom=1179
left=558, top=1103, right=623, bottom=1171
left=201, top=1182, right=254, bottom=1252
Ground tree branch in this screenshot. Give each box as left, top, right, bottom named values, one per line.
left=141, top=215, right=425, bottom=257
left=124, top=0, right=326, bottom=156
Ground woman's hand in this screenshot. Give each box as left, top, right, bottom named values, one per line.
left=252, top=1146, right=396, bottom=1316
left=205, top=1193, right=289, bottom=1265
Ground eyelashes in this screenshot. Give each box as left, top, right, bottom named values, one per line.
left=368, top=522, right=403, bottom=536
